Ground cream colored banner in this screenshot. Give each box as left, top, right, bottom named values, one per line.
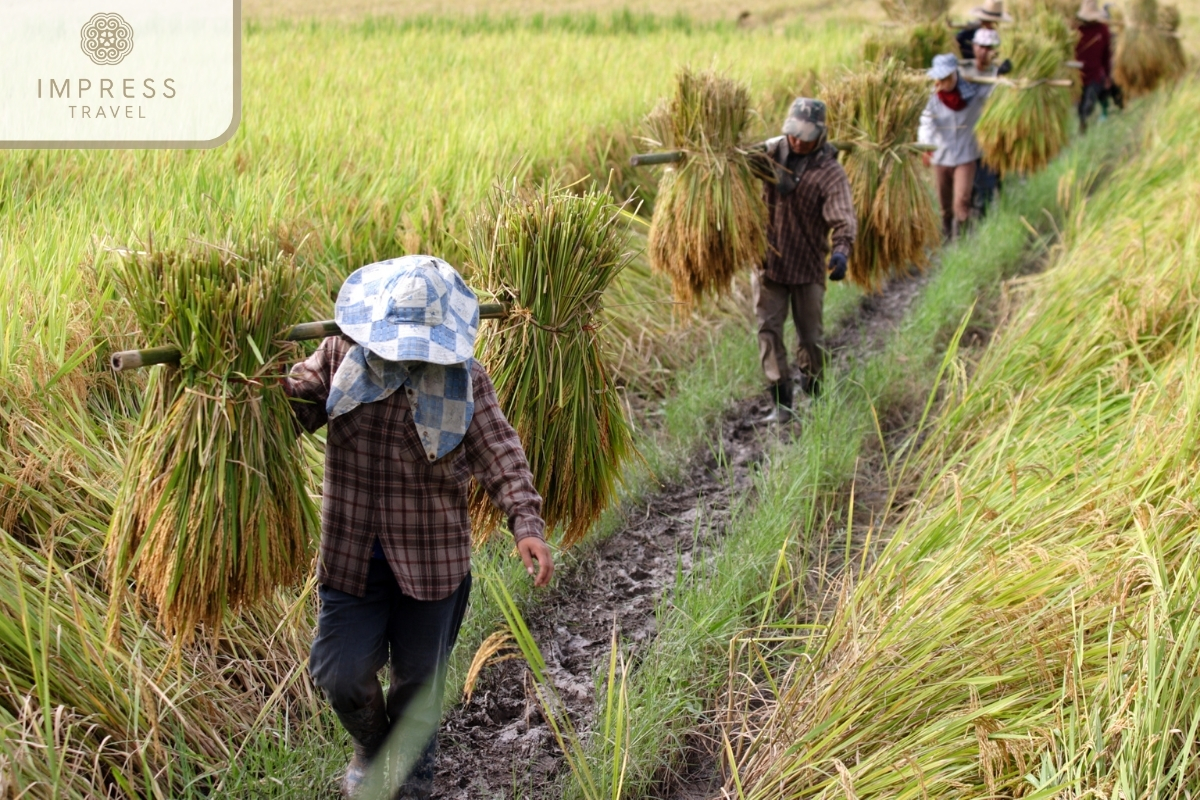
left=0, top=1, right=240, bottom=148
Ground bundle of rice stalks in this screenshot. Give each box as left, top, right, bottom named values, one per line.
left=823, top=60, right=940, bottom=291
left=106, top=244, right=318, bottom=641
left=1114, top=0, right=1177, bottom=96
left=467, top=182, right=636, bottom=548
left=975, top=29, right=1073, bottom=175
left=862, top=21, right=956, bottom=69
left=645, top=68, right=767, bottom=308
left=1158, top=4, right=1188, bottom=78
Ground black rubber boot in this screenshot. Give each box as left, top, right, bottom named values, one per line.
left=338, top=696, right=391, bottom=799
left=763, top=378, right=794, bottom=423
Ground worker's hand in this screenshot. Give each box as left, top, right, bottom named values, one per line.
left=921, top=151, right=933, bottom=168
left=829, top=253, right=848, bottom=282
left=518, top=537, right=555, bottom=587
left=998, top=58, right=1014, bottom=76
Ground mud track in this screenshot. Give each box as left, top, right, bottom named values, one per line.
left=433, top=269, right=929, bottom=800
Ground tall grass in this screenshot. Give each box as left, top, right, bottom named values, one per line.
left=722, top=85, right=1200, bottom=798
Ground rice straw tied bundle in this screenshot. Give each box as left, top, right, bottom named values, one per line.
left=975, top=28, right=1073, bottom=175
left=823, top=59, right=940, bottom=292
left=646, top=68, right=767, bottom=308
left=1157, top=3, right=1187, bottom=80
left=865, top=0, right=954, bottom=71
left=106, top=244, right=318, bottom=643
left=467, top=182, right=636, bottom=548
left=1114, top=0, right=1178, bottom=97
left=862, top=21, right=956, bottom=70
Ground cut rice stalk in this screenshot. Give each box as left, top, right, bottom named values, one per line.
left=823, top=59, right=940, bottom=291
left=467, top=181, right=636, bottom=548
left=645, top=68, right=767, bottom=309
left=976, top=28, right=1074, bottom=175
left=106, top=243, right=319, bottom=643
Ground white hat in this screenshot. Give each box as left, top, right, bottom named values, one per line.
left=973, top=27, right=1001, bottom=46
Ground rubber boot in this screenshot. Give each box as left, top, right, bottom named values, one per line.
left=800, top=373, right=822, bottom=400
left=392, top=738, right=437, bottom=800
left=338, top=696, right=391, bottom=799
left=763, top=378, right=794, bottom=423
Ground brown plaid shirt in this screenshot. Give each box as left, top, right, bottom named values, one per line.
left=285, top=336, right=545, bottom=600
left=762, top=137, right=857, bottom=285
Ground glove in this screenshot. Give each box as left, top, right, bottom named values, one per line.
left=998, top=58, right=1014, bottom=76
left=829, top=253, right=848, bottom=282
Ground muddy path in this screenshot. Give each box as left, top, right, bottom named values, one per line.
left=433, top=270, right=930, bottom=800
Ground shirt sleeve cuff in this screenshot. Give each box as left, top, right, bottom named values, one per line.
left=512, top=517, right=546, bottom=543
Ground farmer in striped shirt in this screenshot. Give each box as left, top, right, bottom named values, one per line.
left=284, top=256, right=554, bottom=800
left=756, top=97, right=857, bottom=420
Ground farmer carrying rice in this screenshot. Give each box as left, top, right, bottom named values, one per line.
left=956, top=0, right=1012, bottom=61
left=283, top=256, right=555, bottom=800
left=1074, top=0, right=1121, bottom=132
left=756, top=98, right=857, bottom=420
left=918, top=53, right=995, bottom=241
left=962, top=28, right=1012, bottom=216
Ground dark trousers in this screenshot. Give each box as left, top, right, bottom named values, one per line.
left=754, top=273, right=826, bottom=385
left=972, top=158, right=1001, bottom=217
left=1079, top=82, right=1124, bottom=130
left=310, top=559, right=471, bottom=794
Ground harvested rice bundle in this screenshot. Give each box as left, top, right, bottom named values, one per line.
left=976, top=29, right=1073, bottom=175
left=107, top=244, right=318, bottom=642
left=466, top=182, right=636, bottom=548
left=823, top=60, right=940, bottom=292
left=646, top=68, right=767, bottom=307
left=1114, top=0, right=1176, bottom=96
left=862, top=21, right=957, bottom=70
left=1159, top=4, right=1188, bottom=78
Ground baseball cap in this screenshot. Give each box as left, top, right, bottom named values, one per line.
left=781, top=97, right=827, bottom=142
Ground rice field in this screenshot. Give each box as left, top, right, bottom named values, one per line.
left=4, top=1, right=1200, bottom=798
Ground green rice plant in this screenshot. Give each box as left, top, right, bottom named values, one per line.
left=976, top=28, right=1074, bottom=175
left=106, top=244, right=319, bottom=641
left=823, top=59, right=940, bottom=291
left=466, top=182, right=636, bottom=548
left=861, top=21, right=956, bottom=70
left=645, top=68, right=767, bottom=308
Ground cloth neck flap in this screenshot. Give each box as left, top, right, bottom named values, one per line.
left=326, top=346, right=474, bottom=461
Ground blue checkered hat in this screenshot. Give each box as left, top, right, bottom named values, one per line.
left=927, top=53, right=959, bottom=80
left=334, top=255, right=479, bottom=365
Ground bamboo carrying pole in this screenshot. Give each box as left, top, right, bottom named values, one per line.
left=630, top=141, right=937, bottom=166
left=110, top=301, right=510, bottom=372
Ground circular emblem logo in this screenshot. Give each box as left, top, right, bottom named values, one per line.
left=80, top=13, right=134, bottom=66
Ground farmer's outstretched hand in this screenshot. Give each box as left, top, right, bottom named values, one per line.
left=519, top=537, right=555, bottom=587
left=829, top=253, right=848, bottom=282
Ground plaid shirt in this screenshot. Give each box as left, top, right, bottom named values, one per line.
left=286, top=336, right=545, bottom=600
left=762, top=137, right=857, bottom=285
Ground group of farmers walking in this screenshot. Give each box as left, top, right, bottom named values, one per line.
left=285, top=1, right=1124, bottom=796
left=756, top=0, right=1121, bottom=421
